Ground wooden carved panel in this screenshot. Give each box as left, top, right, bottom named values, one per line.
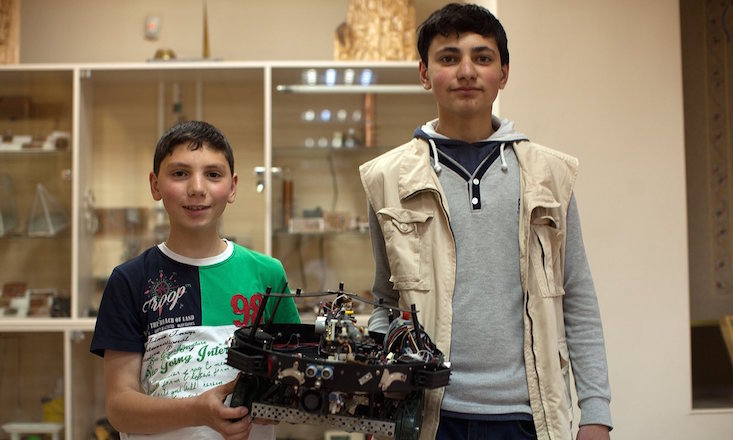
left=707, top=1, right=733, bottom=294
left=0, top=0, right=19, bottom=64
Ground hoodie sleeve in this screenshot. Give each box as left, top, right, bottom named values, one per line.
left=563, top=194, right=613, bottom=429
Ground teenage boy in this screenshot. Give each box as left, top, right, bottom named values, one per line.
left=91, top=120, right=300, bottom=440
left=359, top=4, right=612, bottom=440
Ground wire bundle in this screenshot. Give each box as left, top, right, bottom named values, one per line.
left=384, top=317, right=436, bottom=363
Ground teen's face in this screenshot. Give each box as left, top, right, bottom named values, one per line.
left=149, top=144, right=237, bottom=235
left=419, top=32, right=508, bottom=120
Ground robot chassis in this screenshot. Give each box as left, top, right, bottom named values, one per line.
left=226, top=283, right=451, bottom=440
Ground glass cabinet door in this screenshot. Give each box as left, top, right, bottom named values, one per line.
left=0, top=69, right=74, bottom=320
left=0, top=333, right=65, bottom=431
left=76, top=66, right=267, bottom=320
left=270, top=63, right=435, bottom=311
left=0, top=67, right=73, bottom=438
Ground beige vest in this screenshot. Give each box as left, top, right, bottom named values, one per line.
left=360, top=138, right=578, bottom=440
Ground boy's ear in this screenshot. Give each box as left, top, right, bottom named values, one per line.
left=150, top=171, right=162, bottom=201
left=227, top=173, right=238, bottom=204
left=499, top=63, right=509, bottom=89
left=418, top=61, right=431, bottom=90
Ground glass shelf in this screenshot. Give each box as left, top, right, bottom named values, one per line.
left=272, top=145, right=393, bottom=158
left=273, top=229, right=369, bottom=238
left=276, top=84, right=427, bottom=94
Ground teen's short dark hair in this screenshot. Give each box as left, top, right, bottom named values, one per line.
left=153, top=120, right=234, bottom=175
left=417, top=3, right=509, bottom=67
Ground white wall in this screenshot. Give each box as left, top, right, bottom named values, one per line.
left=17, top=0, right=733, bottom=438
left=501, top=0, right=733, bottom=438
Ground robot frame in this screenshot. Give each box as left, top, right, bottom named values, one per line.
left=226, top=283, right=451, bottom=440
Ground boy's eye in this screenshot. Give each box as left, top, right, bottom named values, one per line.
left=439, top=55, right=457, bottom=63
left=171, top=170, right=187, bottom=177
left=206, top=171, right=223, bottom=179
left=476, top=55, right=493, bottom=64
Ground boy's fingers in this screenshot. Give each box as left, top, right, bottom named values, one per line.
left=220, top=376, right=238, bottom=394
left=221, top=404, right=248, bottom=419
left=219, top=410, right=252, bottom=438
left=217, top=374, right=242, bottom=401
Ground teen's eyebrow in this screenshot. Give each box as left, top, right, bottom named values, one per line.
left=472, top=46, right=497, bottom=54
left=433, top=45, right=498, bottom=56
left=434, top=46, right=461, bottom=56
left=435, top=44, right=457, bottom=51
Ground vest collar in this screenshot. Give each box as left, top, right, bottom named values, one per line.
left=397, top=138, right=441, bottom=200
left=514, top=142, right=578, bottom=213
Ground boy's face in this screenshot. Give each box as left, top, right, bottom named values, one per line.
left=149, top=143, right=237, bottom=235
left=419, top=32, right=508, bottom=123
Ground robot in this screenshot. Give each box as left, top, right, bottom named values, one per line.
left=226, top=283, right=451, bottom=440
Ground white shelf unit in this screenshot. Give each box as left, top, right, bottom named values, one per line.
left=0, top=61, right=433, bottom=440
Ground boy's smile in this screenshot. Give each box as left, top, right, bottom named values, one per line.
left=419, top=32, right=508, bottom=138
left=150, top=143, right=237, bottom=239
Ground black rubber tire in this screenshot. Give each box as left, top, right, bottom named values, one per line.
left=394, top=391, right=424, bottom=440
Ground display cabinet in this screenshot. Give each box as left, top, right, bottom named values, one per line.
left=269, top=64, right=434, bottom=309
left=0, top=61, right=433, bottom=440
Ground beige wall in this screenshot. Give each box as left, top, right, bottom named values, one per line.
left=501, top=0, right=731, bottom=438
left=17, top=0, right=733, bottom=438
left=19, top=0, right=447, bottom=63
left=19, top=0, right=347, bottom=62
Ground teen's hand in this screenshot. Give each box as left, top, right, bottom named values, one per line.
left=198, top=378, right=253, bottom=440
left=577, top=424, right=610, bottom=440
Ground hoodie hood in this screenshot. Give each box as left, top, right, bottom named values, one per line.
left=413, top=115, right=529, bottom=175
left=413, top=115, right=528, bottom=144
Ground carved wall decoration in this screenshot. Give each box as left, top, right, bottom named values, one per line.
left=707, top=0, right=733, bottom=294
left=0, top=0, right=19, bottom=64
left=334, top=0, right=417, bottom=61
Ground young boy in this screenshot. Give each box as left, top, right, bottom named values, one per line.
left=90, top=120, right=300, bottom=440
left=359, top=4, right=612, bottom=440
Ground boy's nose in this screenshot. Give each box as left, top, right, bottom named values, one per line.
left=457, top=58, right=477, bottom=79
left=188, top=174, right=206, bottom=196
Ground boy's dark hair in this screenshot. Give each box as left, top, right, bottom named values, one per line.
left=153, top=120, right=234, bottom=175
left=417, top=3, right=509, bottom=67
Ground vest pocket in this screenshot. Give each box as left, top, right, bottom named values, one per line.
left=530, top=214, right=565, bottom=298
left=376, top=207, right=432, bottom=291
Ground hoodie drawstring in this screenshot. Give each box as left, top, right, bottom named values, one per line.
left=500, top=142, right=508, bottom=172
left=429, top=138, right=442, bottom=174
